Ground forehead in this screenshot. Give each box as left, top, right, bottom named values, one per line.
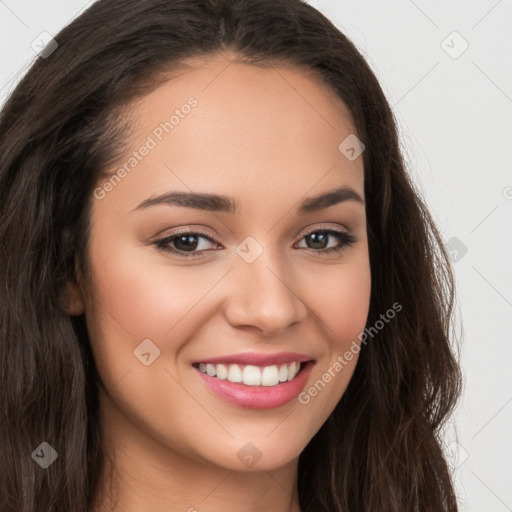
left=98, top=53, right=364, bottom=212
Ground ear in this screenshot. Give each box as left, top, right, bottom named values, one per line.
left=60, top=255, right=86, bottom=316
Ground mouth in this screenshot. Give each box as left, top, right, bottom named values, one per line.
left=191, top=359, right=316, bottom=409
left=192, top=360, right=308, bottom=387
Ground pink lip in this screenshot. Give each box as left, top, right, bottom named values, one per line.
left=193, top=360, right=315, bottom=409
left=192, top=351, right=314, bottom=366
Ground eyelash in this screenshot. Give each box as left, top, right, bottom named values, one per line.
left=153, top=227, right=357, bottom=258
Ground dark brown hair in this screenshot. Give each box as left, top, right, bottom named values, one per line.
left=0, top=0, right=461, bottom=510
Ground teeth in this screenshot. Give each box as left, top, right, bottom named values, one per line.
left=243, top=365, right=261, bottom=386
left=278, top=364, right=288, bottom=382
left=261, top=365, right=279, bottom=386
left=287, top=361, right=298, bottom=381
left=227, top=364, right=243, bottom=383
left=216, top=363, right=228, bottom=380
left=196, top=361, right=303, bottom=387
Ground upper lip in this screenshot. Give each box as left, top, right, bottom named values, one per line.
left=193, top=351, right=315, bottom=366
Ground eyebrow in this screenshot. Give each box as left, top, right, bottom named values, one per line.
left=132, top=185, right=364, bottom=214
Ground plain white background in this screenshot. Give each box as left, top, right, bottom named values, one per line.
left=1, top=1, right=511, bottom=510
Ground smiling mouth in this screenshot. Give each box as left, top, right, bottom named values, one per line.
left=192, top=361, right=308, bottom=387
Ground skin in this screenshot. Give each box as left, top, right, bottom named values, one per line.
left=65, top=52, right=371, bottom=512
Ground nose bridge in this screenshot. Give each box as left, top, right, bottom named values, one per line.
left=224, top=239, right=306, bottom=335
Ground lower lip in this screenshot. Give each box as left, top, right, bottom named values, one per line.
left=193, top=361, right=315, bottom=410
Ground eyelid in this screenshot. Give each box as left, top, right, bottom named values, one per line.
left=297, top=222, right=350, bottom=237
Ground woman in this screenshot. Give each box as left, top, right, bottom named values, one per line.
left=0, top=0, right=462, bottom=511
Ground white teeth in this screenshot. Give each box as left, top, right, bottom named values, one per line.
left=227, top=364, right=243, bottom=383
left=261, top=365, right=279, bottom=386
left=278, top=364, right=288, bottom=382
left=216, top=363, right=228, bottom=380
left=196, top=361, right=303, bottom=387
left=243, top=365, right=261, bottom=386
left=287, top=361, right=298, bottom=381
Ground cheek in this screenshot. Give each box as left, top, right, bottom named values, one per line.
left=82, top=241, right=224, bottom=453
left=82, top=237, right=218, bottom=398
left=296, top=258, right=371, bottom=418
left=85, top=239, right=223, bottom=342
left=308, top=257, right=372, bottom=348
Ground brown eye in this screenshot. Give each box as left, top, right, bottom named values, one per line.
left=296, top=229, right=356, bottom=254
left=172, top=234, right=201, bottom=252
left=154, top=231, right=219, bottom=258
left=305, top=232, right=329, bottom=249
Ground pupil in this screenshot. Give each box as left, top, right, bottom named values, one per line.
left=308, top=232, right=327, bottom=249
left=175, top=234, right=198, bottom=251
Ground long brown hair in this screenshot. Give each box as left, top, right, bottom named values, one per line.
left=0, top=0, right=461, bottom=510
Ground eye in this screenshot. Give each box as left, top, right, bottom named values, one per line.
left=295, top=228, right=356, bottom=255
left=153, top=227, right=357, bottom=258
left=154, top=230, right=219, bottom=258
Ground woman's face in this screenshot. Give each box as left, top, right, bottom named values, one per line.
left=72, top=53, right=371, bottom=472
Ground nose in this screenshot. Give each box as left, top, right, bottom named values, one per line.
left=223, top=246, right=308, bottom=337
